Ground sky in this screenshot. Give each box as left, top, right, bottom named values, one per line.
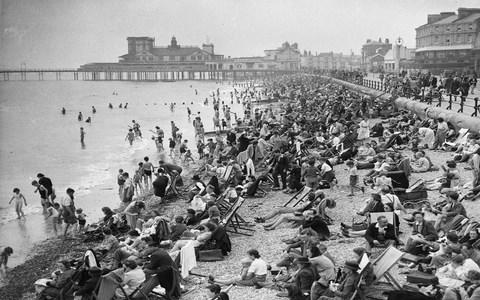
left=0, top=0, right=478, bottom=68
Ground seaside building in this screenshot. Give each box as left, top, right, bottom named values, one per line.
left=78, top=37, right=300, bottom=79
left=415, top=7, right=480, bottom=73
left=300, top=51, right=361, bottom=71
left=382, top=38, right=416, bottom=73
left=361, top=38, right=392, bottom=72
left=119, top=36, right=223, bottom=63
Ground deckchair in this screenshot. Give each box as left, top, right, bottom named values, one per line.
left=164, top=173, right=179, bottom=198
left=444, top=128, right=469, bottom=148
left=91, top=271, right=122, bottom=300
left=283, top=186, right=312, bottom=207
left=220, top=197, right=254, bottom=236
left=370, top=246, right=403, bottom=290
left=122, top=275, right=167, bottom=300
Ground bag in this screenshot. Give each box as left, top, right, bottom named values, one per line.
left=351, top=218, right=368, bottom=231
left=406, top=271, right=438, bottom=285
left=198, top=249, right=224, bottom=262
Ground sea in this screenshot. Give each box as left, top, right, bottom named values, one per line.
left=0, top=79, right=245, bottom=267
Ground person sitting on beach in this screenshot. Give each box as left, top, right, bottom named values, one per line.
left=0, top=247, right=13, bottom=282
left=112, top=230, right=148, bottom=268
left=364, top=216, right=397, bottom=253
left=205, top=283, right=230, bottom=300
left=169, top=222, right=216, bottom=253
left=38, top=260, right=75, bottom=300
left=437, top=254, right=480, bottom=283
left=95, top=228, right=119, bottom=254
left=255, top=192, right=321, bottom=224
left=429, top=191, right=466, bottom=232
left=115, top=259, right=145, bottom=298
left=208, top=257, right=253, bottom=286
left=314, top=260, right=360, bottom=300
left=411, top=151, right=431, bottom=173
left=170, top=216, right=187, bottom=242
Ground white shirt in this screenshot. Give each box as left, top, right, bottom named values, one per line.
left=320, top=163, right=332, bottom=173
left=60, top=196, right=73, bottom=207
left=248, top=258, right=268, bottom=276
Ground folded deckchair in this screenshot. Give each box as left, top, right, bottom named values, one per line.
left=283, top=186, right=312, bottom=207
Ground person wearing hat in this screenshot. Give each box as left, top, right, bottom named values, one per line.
left=442, top=270, right=480, bottom=300
left=73, top=266, right=103, bottom=298
left=404, top=211, right=438, bottom=255
left=277, top=256, right=318, bottom=298
left=318, top=260, right=360, bottom=300
left=115, top=259, right=145, bottom=298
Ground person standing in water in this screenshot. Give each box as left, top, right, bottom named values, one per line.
left=142, top=156, right=154, bottom=189
left=61, top=107, right=66, bottom=115
left=9, top=188, right=27, bottom=219
left=78, top=112, right=83, bottom=121
left=92, top=106, right=96, bottom=114
left=108, top=103, right=113, bottom=109
left=60, top=188, right=77, bottom=238
left=126, top=129, right=135, bottom=146
left=32, top=180, right=49, bottom=213
left=80, top=127, right=86, bottom=145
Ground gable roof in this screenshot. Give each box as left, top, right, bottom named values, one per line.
left=454, top=13, right=480, bottom=23
left=433, top=15, right=459, bottom=24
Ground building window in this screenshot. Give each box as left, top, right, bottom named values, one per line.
left=468, top=34, right=472, bottom=43
left=197, top=55, right=202, bottom=60
left=180, top=56, right=185, bottom=61
left=437, top=52, right=445, bottom=58
left=457, top=26, right=462, bottom=31
left=175, top=56, right=180, bottom=61
left=258, top=64, right=264, bottom=68
left=169, top=55, right=175, bottom=61
left=445, top=38, right=450, bottom=44
left=469, top=24, right=474, bottom=30
left=191, top=56, right=196, bottom=61
left=434, top=36, right=439, bottom=43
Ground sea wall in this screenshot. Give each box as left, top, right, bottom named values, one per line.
left=323, top=76, right=480, bottom=133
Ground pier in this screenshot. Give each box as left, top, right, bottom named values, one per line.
left=0, top=68, right=296, bottom=81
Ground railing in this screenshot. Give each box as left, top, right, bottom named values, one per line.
left=356, top=77, right=480, bottom=117
left=0, top=68, right=78, bottom=72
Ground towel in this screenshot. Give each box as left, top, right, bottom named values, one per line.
left=180, top=240, right=197, bottom=278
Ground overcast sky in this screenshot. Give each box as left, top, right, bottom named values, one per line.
left=0, top=0, right=478, bottom=68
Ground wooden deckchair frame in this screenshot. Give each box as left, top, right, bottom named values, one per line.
left=220, top=197, right=254, bottom=236
left=165, top=173, right=179, bottom=198
left=283, top=186, right=312, bottom=207
left=371, top=246, right=403, bottom=290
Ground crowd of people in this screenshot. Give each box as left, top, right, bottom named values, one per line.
left=11, top=73, right=480, bottom=300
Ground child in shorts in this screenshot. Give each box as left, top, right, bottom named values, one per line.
left=46, top=203, right=61, bottom=235
left=346, top=160, right=364, bottom=196
left=76, top=208, right=87, bottom=233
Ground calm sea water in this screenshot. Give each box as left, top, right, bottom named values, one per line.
left=0, top=79, right=244, bottom=266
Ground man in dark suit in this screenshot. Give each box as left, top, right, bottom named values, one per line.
left=364, top=216, right=397, bottom=252
left=404, top=211, right=438, bottom=255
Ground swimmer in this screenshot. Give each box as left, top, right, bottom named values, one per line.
left=80, top=127, right=86, bottom=144
left=124, top=102, right=128, bottom=109
left=119, top=103, right=123, bottom=108
left=85, top=117, right=91, bottom=123
left=9, top=188, right=27, bottom=219
left=125, top=129, right=135, bottom=145
left=108, top=103, right=113, bottom=109
left=92, top=106, right=96, bottom=114
left=61, top=107, right=66, bottom=115
left=187, top=107, right=191, bottom=118
left=78, top=112, right=83, bottom=121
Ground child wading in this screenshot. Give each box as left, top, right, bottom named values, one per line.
left=9, top=188, right=27, bottom=219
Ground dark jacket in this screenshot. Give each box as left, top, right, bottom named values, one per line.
left=365, top=222, right=396, bottom=244
left=294, top=265, right=318, bottom=293
left=75, top=275, right=101, bottom=296
left=412, top=220, right=437, bottom=241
